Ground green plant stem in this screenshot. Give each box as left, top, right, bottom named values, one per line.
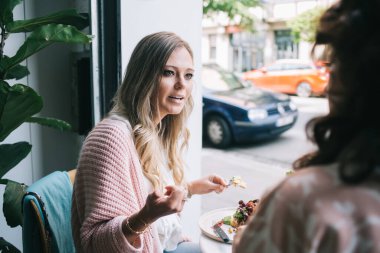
left=0, top=178, right=9, bottom=185
left=0, top=24, right=5, bottom=59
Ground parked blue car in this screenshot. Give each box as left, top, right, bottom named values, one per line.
left=202, top=65, right=298, bottom=148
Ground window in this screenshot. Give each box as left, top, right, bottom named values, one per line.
left=233, top=48, right=239, bottom=71
left=275, top=30, right=298, bottom=59
left=209, top=34, right=217, bottom=60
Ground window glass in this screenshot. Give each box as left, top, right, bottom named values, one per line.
left=209, top=34, right=217, bottom=60
left=266, top=63, right=283, bottom=71
left=284, top=63, right=312, bottom=70
left=296, top=64, right=312, bottom=70
left=202, top=67, right=244, bottom=91
left=275, top=30, right=298, bottom=59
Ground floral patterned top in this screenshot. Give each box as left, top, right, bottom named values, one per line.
left=233, top=163, right=380, bottom=253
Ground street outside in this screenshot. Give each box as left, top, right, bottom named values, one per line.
left=201, top=96, right=328, bottom=213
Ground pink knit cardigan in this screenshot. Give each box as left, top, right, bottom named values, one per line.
left=71, top=116, right=162, bottom=253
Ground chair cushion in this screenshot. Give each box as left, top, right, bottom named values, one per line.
left=22, top=171, right=75, bottom=253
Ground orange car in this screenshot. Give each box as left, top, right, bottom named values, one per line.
left=243, top=59, right=329, bottom=97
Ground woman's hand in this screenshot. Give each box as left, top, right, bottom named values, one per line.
left=139, top=185, right=186, bottom=224
left=188, top=174, right=227, bottom=196
left=123, top=186, right=186, bottom=243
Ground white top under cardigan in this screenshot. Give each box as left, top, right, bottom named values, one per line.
left=143, top=166, right=183, bottom=251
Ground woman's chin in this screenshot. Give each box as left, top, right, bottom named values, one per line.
left=165, top=106, right=185, bottom=116
left=169, top=110, right=183, bottom=116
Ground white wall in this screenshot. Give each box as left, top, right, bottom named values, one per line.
left=201, top=27, right=230, bottom=70
left=217, top=34, right=230, bottom=70
left=120, top=0, right=203, bottom=240
left=201, top=34, right=210, bottom=64
left=299, top=41, right=312, bottom=61
left=26, top=0, right=83, bottom=179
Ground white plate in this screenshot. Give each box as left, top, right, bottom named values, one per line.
left=199, top=207, right=236, bottom=244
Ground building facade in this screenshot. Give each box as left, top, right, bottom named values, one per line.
left=202, top=0, right=336, bottom=72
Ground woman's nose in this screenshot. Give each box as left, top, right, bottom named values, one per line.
left=174, top=76, right=185, bottom=89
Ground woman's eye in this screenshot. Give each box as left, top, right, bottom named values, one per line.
left=163, top=70, right=175, bottom=77
left=185, top=73, right=193, bottom=80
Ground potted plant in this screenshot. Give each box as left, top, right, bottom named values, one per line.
left=0, top=0, right=91, bottom=251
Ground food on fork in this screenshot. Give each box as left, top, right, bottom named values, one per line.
left=286, top=169, right=295, bottom=176
left=228, top=176, right=247, bottom=189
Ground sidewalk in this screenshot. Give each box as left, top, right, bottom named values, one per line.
left=201, top=148, right=290, bottom=213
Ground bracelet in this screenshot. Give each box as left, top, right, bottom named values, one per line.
left=138, top=216, right=148, bottom=227
left=184, top=184, right=192, bottom=199
left=125, top=217, right=149, bottom=235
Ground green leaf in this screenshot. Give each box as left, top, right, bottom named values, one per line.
left=0, top=57, right=29, bottom=80
left=0, top=0, right=23, bottom=25
left=0, top=82, right=43, bottom=141
left=7, top=9, right=89, bottom=33
left=233, top=210, right=244, bottom=222
left=0, top=56, right=12, bottom=80
left=0, top=237, right=21, bottom=253
left=26, top=116, right=72, bottom=131
left=3, top=24, right=92, bottom=71
left=3, top=180, right=27, bottom=227
left=0, top=142, right=31, bottom=178
left=287, top=7, right=326, bottom=43
left=222, top=215, right=232, bottom=225
left=0, top=81, right=8, bottom=117
left=203, top=0, right=259, bottom=31
left=4, top=64, right=29, bottom=80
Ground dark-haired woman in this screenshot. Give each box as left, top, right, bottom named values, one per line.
left=233, top=0, right=380, bottom=252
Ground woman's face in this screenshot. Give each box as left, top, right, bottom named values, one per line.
left=156, top=46, right=194, bottom=123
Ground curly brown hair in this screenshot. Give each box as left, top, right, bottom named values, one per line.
left=293, top=0, right=380, bottom=184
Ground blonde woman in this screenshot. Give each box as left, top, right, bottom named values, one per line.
left=71, top=32, right=226, bottom=253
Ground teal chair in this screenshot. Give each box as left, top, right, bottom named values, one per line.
left=22, top=170, right=76, bottom=253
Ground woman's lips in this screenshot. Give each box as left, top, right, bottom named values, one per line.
left=168, top=95, right=184, bottom=100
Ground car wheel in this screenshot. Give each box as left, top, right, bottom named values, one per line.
left=205, top=115, right=232, bottom=149
left=296, top=82, right=312, bottom=97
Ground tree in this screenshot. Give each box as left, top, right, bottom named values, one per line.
left=203, top=0, right=260, bottom=31
left=287, top=7, right=326, bottom=43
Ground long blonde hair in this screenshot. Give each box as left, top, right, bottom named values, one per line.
left=111, top=32, right=194, bottom=190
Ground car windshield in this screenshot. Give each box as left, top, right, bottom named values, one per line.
left=202, top=67, right=245, bottom=91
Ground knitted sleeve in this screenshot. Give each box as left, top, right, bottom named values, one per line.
left=72, top=119, right=146, bottom=253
